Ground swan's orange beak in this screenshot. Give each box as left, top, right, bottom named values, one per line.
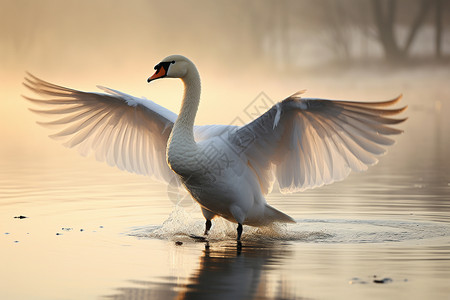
left=147, top=67, right=166, bottom=83
left=148, top=61, right=175, bottom=83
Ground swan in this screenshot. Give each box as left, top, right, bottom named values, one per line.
left=24, top=55, right=406, bottom=241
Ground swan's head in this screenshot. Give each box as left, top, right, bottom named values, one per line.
left=147, top=55, right=192, bottom=83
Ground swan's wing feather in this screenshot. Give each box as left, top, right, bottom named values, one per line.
left=231, top=94, right=406, bottom=194
left=24, top=74, right=178, bottom=184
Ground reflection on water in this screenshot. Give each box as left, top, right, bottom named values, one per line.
left=105, top=230, right=450, bottom=300
left=106, top=241, right=295, bottom=300
left=106, top=207, right=450, bottom=299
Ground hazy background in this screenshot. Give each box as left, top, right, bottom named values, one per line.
left=1, top=0, right=449, bottom=169
left=1, top=2, right=450, bottom=299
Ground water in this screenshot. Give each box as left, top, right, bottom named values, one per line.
left=1, top=142, right=450, bottom=300
left=1, top=69, right=450, bottom=299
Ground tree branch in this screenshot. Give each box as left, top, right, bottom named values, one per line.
left=403, top=0, right=432, bottom=53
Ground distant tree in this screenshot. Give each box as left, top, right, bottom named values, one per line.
left=371, top=0, right=446, bottom=62
left=434, top=0, right=443, bottom=59
left=323, top=1, right=352, bottom=62
left=371, top=0, right=403, bottom=61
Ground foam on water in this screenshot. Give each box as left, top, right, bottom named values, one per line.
left=300, top=218, right=450, bottom=243
left=129, top=206, right=450, bottom=244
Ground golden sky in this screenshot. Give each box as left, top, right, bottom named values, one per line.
left=0, top=0, right=271, bottom=158
left=1, top=0, right=447, bottom=162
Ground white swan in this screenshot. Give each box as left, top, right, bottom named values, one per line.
left=24, top=55, right=406, bottom=240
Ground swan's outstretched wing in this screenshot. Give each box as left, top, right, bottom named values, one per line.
left=24, top=74, right=178, bottom=184
left=228, top=93, right=407, bottom=194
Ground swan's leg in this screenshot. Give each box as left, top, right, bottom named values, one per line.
left=201, top=207, right=215, bottom=236
left=204, top=219, right=212, bottom=235
left=237, top=223, right=243, bottom=241
left=230, top=205, right=245, bottom=241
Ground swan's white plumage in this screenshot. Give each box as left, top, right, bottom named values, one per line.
left=230, top=94, right=406, bottom=194
left=23, top=78, right=405, bottom=193
left=24, top=56, right=406, bottom=237
left=24, top=74, right=177, bottom=184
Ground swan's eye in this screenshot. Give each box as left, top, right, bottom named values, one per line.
left=171, top=60, right=175, bottom=64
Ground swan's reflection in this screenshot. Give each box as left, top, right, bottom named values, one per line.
left=106, top=241, right=295, bottom=300
left=178, top=241, right=293, bottom=300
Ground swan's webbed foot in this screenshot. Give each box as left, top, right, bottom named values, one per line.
left=237, top=223, right=243, bottom=241
left=204, top=219, right=212, bottom=235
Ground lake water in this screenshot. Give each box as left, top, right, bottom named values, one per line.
left=1, top=70, right=450, bottom=300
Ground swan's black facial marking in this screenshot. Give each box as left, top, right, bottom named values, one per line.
left=154, top=61, right=171, bottom=73
left=147, top=60, right=175, bottom=82
left=155, top=60, right=175, bottom=71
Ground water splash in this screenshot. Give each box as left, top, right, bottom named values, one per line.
left=129, top=206, right=332, bottom=242
left=129, top=207, right=450, bottom=244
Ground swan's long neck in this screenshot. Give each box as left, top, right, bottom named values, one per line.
left=172, top=69, right=201, bottom=142
left=167, top=65, right=201, bottom=172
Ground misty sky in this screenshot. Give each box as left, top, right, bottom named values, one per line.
left=1, top=0, right=448, bottom=160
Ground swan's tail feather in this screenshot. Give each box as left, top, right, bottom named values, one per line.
left=264, top=204, right=296, bottom=224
